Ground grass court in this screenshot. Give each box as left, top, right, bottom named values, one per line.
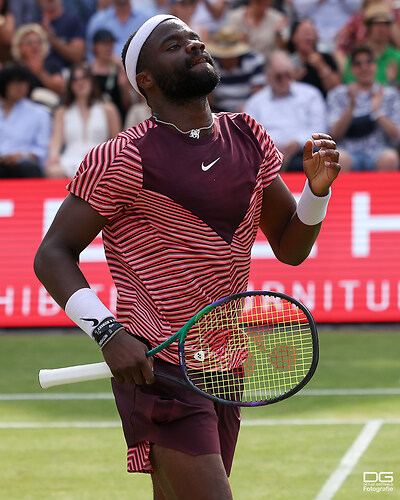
left=0, top=328, right=399, bottom=499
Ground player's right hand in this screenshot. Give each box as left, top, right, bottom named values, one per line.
left=101, top=330, right=155, bottom=385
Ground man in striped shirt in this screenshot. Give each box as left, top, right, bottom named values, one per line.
left=34, top=14, right=340, bottom=500
left=207, top=27, right=266, bottom=113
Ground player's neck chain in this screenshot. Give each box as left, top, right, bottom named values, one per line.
left=152, top=114, right=214, bottom=139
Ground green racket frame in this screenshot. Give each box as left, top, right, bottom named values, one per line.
left=146, top=290, right=319, bottom=407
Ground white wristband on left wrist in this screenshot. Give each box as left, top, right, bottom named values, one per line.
left=64, top=288, right=115, bottom=339
left=296, top=180, right=331, bottom=226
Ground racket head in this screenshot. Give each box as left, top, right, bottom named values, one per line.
left=177, top=290, right=318, bottom=407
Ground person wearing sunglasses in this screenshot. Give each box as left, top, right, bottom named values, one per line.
left=342, top=3, right=400, bottom=87
left=244, top=49, right=327, bottom=171
left=327, top=45, right=400, bottom=172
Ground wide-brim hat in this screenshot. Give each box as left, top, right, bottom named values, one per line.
left=364, top=4, right=395, bottom=23
left=207, top=27, right=250, bottom=58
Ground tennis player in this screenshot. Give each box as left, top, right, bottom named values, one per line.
left=34, top=15, right=340, bottom=500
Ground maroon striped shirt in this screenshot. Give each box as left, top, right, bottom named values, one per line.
left=67, top=112, right=281, bottom=364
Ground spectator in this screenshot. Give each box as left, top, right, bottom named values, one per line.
left=0, top=63, right=52, bottom=178
left=46, top=62, right=121, bottom=178
left=292, top=0, right=362, bottom=53
left=244, top=50, right=327, bottom=171
left=11, top=23, right=65, bottom=108
left=288, top=19, right=341, bottom=97
left=0, top=0, right=15, bottom=65
left=335, top=0, right=381, bottom=72
left=90, top=29, right=133, bottom=121
left=170, top=0, right=230, bottom=40
left=86, top=0, right=153, bottom=62
left=343, top=3, right=400, bottom=87
left=327, top=46, right=400, bottom=171
left=207, top=26, right=266, bottom=112
left=335, top=0, right=400, bottom=73
left=37, top=0, right=86, bottom=71
left=224, top=0, right=289, bottom=64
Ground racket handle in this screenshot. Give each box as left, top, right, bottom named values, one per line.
left=38, top=362, right=112, bottom=389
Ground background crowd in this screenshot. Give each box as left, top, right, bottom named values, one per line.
left=1, top=0, right=400, bottom=178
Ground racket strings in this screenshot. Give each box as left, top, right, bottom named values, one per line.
left=183, top=295, right=314, bottom=403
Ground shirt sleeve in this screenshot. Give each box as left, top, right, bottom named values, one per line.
left=30, top=108, right=52, bottom=168
left=67, top=134, right=143, bottom=221
left=326, top=86, right=348, bottom=128
left=241, top=113, right=282, bottom=189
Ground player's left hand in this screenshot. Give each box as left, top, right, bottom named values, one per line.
left=302, top=133, right=340, bottom=197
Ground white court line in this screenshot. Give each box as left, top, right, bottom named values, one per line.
left=0, top=418, right=399, bottom=430
left=299, top=388, right=400, bottom=396
left=0, top=392, right=114, bottom=400
left=0, top=421, right=121, bottom=429
left=313, top=419, right=383, bottom=500
left=242, top=418, right=400, bottom=426
left=2, top=387, right=400, bottom=401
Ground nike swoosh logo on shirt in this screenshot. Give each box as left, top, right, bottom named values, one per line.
left=201, top=157, right=221, bottom=171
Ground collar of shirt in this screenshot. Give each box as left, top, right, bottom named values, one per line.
left=269, top=82, right=295, bottom=100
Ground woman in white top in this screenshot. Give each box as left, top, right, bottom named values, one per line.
left=46, top=62, right=121, bottom=178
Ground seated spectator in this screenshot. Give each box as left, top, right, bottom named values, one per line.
left=90, top=29, right=133, bottom=122
left=292, top=0, right=362, bottom=53
left=86, top=0, right=153, bottom=62
left=335, top=0, right=379, bottom=72
left=46, top=62, right=121, bottom=178
left=343, top=4, right=400, bottom=86
left=0, top=63, right=52, bottom=178
left=38, top=0, right=86, bottom=71
left=170, top=0, right=230, bottom=40
left=335, top=0, right=400, bottom=73
left=224, top=0, right=289, bottom=64
left=207, top=26, right=266, bottom=112
left=11, top=23, right=65, bottom=109
left=327, top=46, right=400, bottom=171
left=244, top=50, right=327, bottom=171
left=0, top=0, right=15, bottom=65
left=288, top=19, right=341, bottom=97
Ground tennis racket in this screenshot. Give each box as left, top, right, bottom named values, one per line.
left=39, top=290, right=318, bottom=407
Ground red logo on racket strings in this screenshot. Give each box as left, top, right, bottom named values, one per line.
left=241, top=352, right=255, bottom=375
left=270, top=345, right=296, bottom=371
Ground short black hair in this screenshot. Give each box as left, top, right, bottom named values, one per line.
left=0, top=63, right=32, bottom=98
left=121, top=32, right=136, bottom=70
left=350, top=46, right=374, bottom=65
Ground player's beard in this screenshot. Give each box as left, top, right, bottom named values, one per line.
left=152, top=57, right=220, bottom=104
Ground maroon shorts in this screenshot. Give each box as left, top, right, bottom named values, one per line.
left=111, top=358, right=241, bottom=476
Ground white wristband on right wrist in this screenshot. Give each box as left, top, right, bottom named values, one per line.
left=296, top=180, right=331, bottom=226
left=65, top=288, right=115, bottom=339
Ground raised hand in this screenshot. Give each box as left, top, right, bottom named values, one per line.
left=302, top=133, right=340, bottom=196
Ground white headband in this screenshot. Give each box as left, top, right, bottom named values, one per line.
left=125, top=14, right=178, bottom=94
